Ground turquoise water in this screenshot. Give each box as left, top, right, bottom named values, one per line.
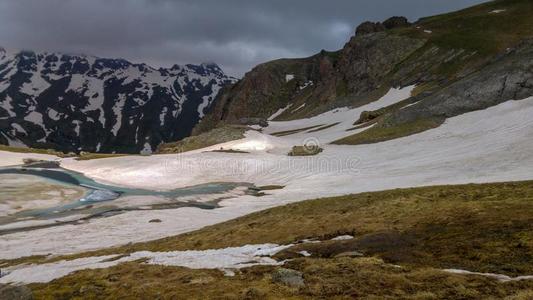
left=0, top=167, right=250, bottom=222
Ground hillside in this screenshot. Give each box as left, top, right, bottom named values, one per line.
left=0, top=49, right=235, bottom=153
left=193, top=0, right=533, bottom=146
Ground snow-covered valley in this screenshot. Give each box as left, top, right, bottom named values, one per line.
left=1, top=87, right=532, bottom=260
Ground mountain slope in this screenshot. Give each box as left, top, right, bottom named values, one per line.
left=0, top=48, right=235, bottom=153
left=194, top=0, right=533, bottom=146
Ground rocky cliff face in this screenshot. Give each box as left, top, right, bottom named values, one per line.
left=195, top=29, right=425, bottom=134
left=0, top=48, right=234, bottom=153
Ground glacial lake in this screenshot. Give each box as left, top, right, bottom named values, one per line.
left=0, top=167, right=252, bottom=234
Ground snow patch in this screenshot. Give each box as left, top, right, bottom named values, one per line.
left=0, top=243, right=292, bottom=284
left=444, top=269, right=533, bottom=282
left=285, top=74, right=295, bottom=82
left=331, top=235, right=354, bottom=241
left=268, top=104, right=292, bottom=121
left=291, top=103, right=306, bottom=113
left=47, top=108, right=60, bottom=121
left=0, top=95, right=16, bottom=118
left=111, top=94, right=127, bottom=136
left=300, top=80, right=314, bottom=90
left=20, top=60, right=51, bottom=96
left=24, top=111, right=44, bottom=125
left=197, top=96, right=211, bottom=118
left=159, top=106, right=168, bottom=126
left=140, top=142, right=153, bottom=155
left=401, top=101, right=420, bottom=110
left=11, top=123, right=27, bottom=135
left=73, top=120, right=82, bottom=136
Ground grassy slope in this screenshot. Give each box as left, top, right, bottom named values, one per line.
left=394, top=0, right=533, bottom=79
left=74, top=153, right=131, bottom=161
left=414, top=0, right=533, bottom=55
left=0, top=145, right=64, bottom=157
left=157, top=126, right=248, bottom=154
left=332, top=118, right=443, bottom=145
left=29, top=181, right=533, bottom=299
left=0, top=145, right=134, bottom=161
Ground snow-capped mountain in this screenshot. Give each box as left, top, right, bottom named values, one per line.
left=0, top=47, right=235, bottom=153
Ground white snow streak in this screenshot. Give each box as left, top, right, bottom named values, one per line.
left=268, top=104, right=292, bottom=121
left=444, top=269, right=533, bottom=282
left=0, top=244, right=291, bottom=284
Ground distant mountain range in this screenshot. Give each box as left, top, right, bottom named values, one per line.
left=0, top=48, right=235, bottom=153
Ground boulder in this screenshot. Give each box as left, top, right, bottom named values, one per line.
left=22, top=159, right=61, bottom=169
left=0, top=284, right=33, bottom=300
left=271, top=268, right=305, bottom=288
left=355, top=110, right=382, bottom=125
left=356, top=17, right=410, bottom=36
left=238, top=117, right=268, bottom=127
left=383, top=16, right=411, bottom=30
left=356, top=21, right=385, bottom=36
left=288, top=145, right=323, bottom=156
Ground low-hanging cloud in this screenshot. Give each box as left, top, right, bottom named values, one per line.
left=0, top=0, right=487, bottom=77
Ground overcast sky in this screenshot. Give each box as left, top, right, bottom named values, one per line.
left=0, top=0, right=487, bottom=77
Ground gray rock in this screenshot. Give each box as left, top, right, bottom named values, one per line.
left=383, top=16, right=411, bottom=29
left=0, top=284, right=33, bottom=300
left=22, top=159, right=61, bottom=169
left=355, top=110, right=382, bottom=125
left=356, top=16, right=410, bottom=37
left=271, top=268, right=305, bottom=288
left=238, top=117, right=268, bottom=127
left=356, top=21, right=385, bottom=36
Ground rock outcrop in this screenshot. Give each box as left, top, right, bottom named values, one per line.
left=0, top=284, right=33, bottom=300
left=271, top=268, right=305, bottom=288
left=195, top=26, right=425, bottom=134
left=355, top=16, right=410, bottom=36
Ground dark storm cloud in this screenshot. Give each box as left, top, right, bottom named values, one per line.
left=0, top=0, right=487, bottom=76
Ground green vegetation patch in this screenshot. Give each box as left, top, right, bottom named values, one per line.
left=270, top=125, right=324, bottom=137
left=0, top=145, right=67, bottom=157
left=307, top=122, right=340, bottom=133
left=75, top=153, right=131, bottom=161
left=255, top=185, right=285, bottom=191
left=157, top=126, right=248, bottom=154
left=333, top=118, right=444, bottom=145
left=208, top=149, right=250, bottom=154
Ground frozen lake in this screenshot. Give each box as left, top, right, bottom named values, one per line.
left=0, top=166, right=251, bottom=235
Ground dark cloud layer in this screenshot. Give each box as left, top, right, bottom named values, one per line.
left=0, top=0, right=487, bottom=77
